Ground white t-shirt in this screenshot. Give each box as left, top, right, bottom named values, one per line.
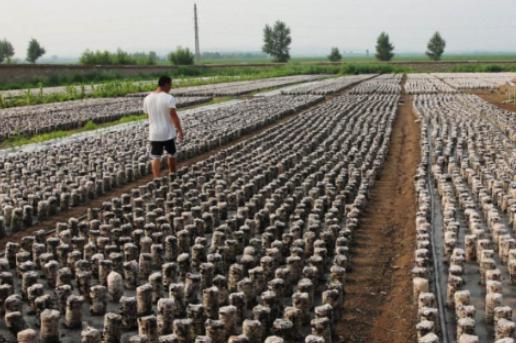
left=143, top=92, right=177, bottom=141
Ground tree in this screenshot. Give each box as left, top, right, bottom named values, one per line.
left=262, top=20, right=292, bottom=62
left=113, top=48, right=134, bottom=65
left=375, top=32, right=394, bottom=61
left=146, top=51, right=158, bottom=65
left=168, top=47, right=194, bottom=65
left=26, top=38, right=46, bottom=63
left=132, top=51, right=159, bottom=65
left=426, top=31, right=446, bottom=61
left=328, top=47, right=342, bottom=62
left=0, top=39, right=15, bottom=63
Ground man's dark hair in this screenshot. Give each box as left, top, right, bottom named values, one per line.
left=158, top=76, right=172, bottom=87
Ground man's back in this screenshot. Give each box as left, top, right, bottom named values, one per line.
left=143, top=92, right=177, bottom=141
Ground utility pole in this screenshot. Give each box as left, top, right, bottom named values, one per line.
left=194, top=3, right=201, bottom=64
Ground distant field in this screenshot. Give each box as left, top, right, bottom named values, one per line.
left=1, top=55, right=515, bottom=90
left=199, top=54, right=516, bottom=64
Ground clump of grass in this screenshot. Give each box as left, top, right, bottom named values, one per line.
left=116, top=114, right=147, bottom=124
left=83, top=120, right=98, bottom=130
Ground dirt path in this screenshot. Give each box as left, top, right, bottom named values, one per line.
left=337, top=83, right=420, bottom=342
left=474, top=86, right=516, bottom=113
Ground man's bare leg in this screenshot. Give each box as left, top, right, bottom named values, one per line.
left=151, top=159, right=161, bottom=178
left=168, top=156, right=176, bottom=174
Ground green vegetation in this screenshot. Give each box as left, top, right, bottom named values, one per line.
left=0, top=116, right=146, bottom=149
left=375, top=32, right=395, bottom=61
left=0, top=80, right=154, bottom=108
left=80, top=49, right=159, bottom=65
left=0, top=39, right=15, bottom=63
left=341, top=63, right=410, bottom=74
left=168, top=47, right=195, bottom=65
left=263, top=21, right=292, bottom=62
left=26, top=38, right=46, bottom=63
left=210, top=96, right=233, bottom=104
left=328, top=48, right=342, bottom=62
left=195, top=52, right=516, bottom=64
left=451, top=64, right=516, bottom=72
left=426, top=32, right=446, bottom=61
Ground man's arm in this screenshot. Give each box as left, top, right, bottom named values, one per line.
left=170, top=108, right=184, bottom=141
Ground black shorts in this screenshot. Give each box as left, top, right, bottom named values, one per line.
left=150, top=139, right=176, bottom=160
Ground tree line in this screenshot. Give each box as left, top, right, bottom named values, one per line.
left=79, top=47, right=196, bottom=66
left=262, top=20, right=447, bottom=62
left=0, top=39, right=196, bottom=66
left=0, top=38, right=46, bottom=64
left=1, top=24, right=447, bottom=66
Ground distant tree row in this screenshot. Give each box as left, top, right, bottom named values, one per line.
left=0, top=38, right=46, bottom=64
left=79, top=47, right=195, bottom=66
left=2, top=26, right=448, bottom=66
left=261, top=20, right=447, bottom=62
left=373, top=31, right=446, bottom=61
left=79, top=49, right=159, bottom=65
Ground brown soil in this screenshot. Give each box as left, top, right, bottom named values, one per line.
left=336, top=89, right=420, bottom=341
left=473, top=85, right=516, bottom=113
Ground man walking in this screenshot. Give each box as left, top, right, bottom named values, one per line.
left=143, top=76, right=184, bottom=178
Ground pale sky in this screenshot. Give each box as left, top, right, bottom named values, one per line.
left=1, top=0, right=515, bottom=59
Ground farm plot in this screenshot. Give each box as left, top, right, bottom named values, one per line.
left=433, top=73, right=516, bottom=91
left=281, top=75, right=375, bottom=95
left=159, top=75, right=328, bottom=97
left=0, top=93, right=399, bottom=343
left=405, top=74, right=457, bottom=95
left=0, top=77, right=232, bottom=100
left=347, top=74, right=403, bottom=94
left=0, top=97, right=212, bottom=142
left=412, top=93, right=516, bottom=343
left=0, top=95, right=322, bottom=237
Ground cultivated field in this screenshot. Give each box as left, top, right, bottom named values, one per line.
left=0, top=72, right=514, bottom=343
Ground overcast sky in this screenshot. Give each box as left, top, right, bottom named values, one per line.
left=1, top=0, right=515, bottom=58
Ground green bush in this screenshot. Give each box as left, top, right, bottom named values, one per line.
left=328, top=47, right=342, bottom=62
left=168, top=47, right=195, bottom=66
